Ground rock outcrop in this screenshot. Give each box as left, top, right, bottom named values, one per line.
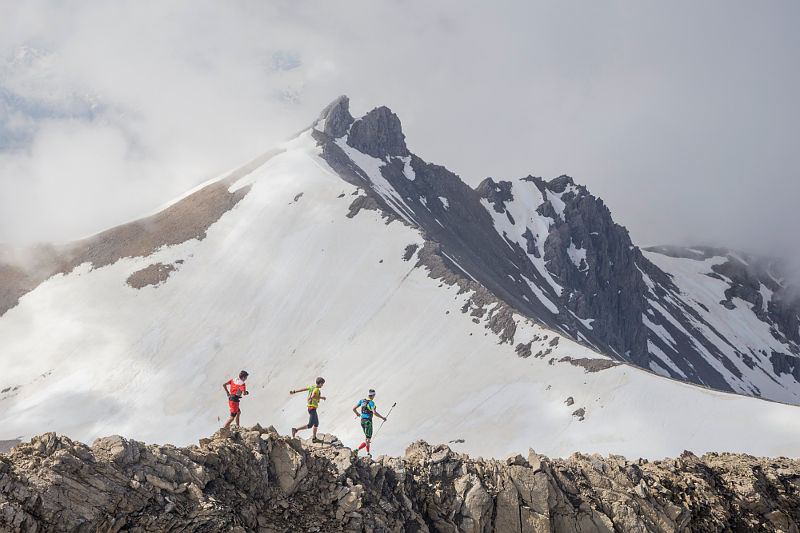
left=347, top=106, right=409, bottom=159
left=316, top=95, right=354, bottom=139
left=2, top=427, right=799, bottom=532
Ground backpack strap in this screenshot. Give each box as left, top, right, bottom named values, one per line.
left=361, top=399, right=373, bottom=414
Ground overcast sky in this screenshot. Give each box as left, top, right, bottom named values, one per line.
left=1, top=1, right=798, bottom=275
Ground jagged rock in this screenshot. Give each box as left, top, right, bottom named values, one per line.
left=337, top=484, right=363, bottom=514
left=771, top=351, right=800, bottom=381
left=516, top=341, right=533, bottom=358
left=92, top=434, right=140, bottom=465
left=346, top=106, right=409, bottom=159
left=505, top=452, right=526, bottom=466
left=1, top=428, right=800, bottom=532
left=270, top=437, right=307, bottom=494
left=475, top=178, right=514, bottom=213
left=316, top=95, right=354, bottom=139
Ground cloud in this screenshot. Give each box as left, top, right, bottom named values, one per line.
left=0, top=0, right=798, bottom=281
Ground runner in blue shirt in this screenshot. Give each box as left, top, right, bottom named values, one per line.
left=352, top=389, right=387, bottom=456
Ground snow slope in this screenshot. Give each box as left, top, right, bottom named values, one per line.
left=2, top=129, right=800, bottom=460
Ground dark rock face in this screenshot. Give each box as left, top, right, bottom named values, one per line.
left=475, top=178, right=513, bottom=213
left=772, top=291, right=800, bottom=346
left=3, top=429, right=800, bottom=532
left=346, top=106, right=409, bottom=159
left=472, top=173, right=653, bottom=363
left=528, top=176, right=650, bottom=363
left=771, top=351, right=800, bottom=381
left=316, top=95, right=354, bottom=139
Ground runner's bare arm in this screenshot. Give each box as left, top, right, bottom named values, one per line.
left=353, top=405, right=360, bottom=417
left=222, top=382, right=230, bottom=394
left=374, top=410, right=387, bottom=421
left=289, top=387, right=309, bottom=394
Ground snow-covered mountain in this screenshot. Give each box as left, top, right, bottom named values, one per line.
left=313, top=96, right=800, bottom=404
left=1, top=96, right=799, bottom=460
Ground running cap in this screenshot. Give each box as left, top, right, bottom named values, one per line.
left=368, top=389, right=375, bottom=395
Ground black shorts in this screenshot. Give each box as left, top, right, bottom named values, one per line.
left=361, top=418, right=373, bottom=439
left=308, top=408, right=319, bottom=428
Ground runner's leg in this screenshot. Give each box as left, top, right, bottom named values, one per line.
left=224, top=400, right=238, bottom=428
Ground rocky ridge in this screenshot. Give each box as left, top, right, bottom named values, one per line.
left=2, top=427, right=799, bottom=532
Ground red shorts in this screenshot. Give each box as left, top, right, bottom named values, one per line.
left=228, top=400, right=240, bottom=416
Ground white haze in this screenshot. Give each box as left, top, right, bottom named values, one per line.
left=0, top=1, right=798, bottom=276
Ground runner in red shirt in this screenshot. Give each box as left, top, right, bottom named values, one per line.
left=222, top=370, right=249, bottom=428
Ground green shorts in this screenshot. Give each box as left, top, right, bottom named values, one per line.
left=361, top=418, right=373, bottom=439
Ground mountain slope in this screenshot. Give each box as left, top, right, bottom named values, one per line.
left=0, top=98, right=799, bottom=460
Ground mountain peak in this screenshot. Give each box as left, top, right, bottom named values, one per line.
left=316, top=95, right=354, bottom=138
left=548, top=174, right=575, bottom=193
left=346, top=105, right=409, bottom=158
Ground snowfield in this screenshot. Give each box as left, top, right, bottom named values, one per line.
left=1, top=130, right=800, bottom=460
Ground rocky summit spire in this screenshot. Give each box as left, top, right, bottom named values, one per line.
left=346, top=106, right=409, bottom=159
left=316, top=95, right=354, bottom=139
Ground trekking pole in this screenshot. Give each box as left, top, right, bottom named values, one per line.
left=374, top=402, right=396, bottom=439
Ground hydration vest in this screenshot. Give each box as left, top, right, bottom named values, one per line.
left=229, top=378, right=246, bottom=402
left=361, top=399, right=374, bottom=419
left=307, top=386, right=321, bottom=408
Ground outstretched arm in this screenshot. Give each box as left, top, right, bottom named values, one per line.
left=289, top=387, right=309, bottom=395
